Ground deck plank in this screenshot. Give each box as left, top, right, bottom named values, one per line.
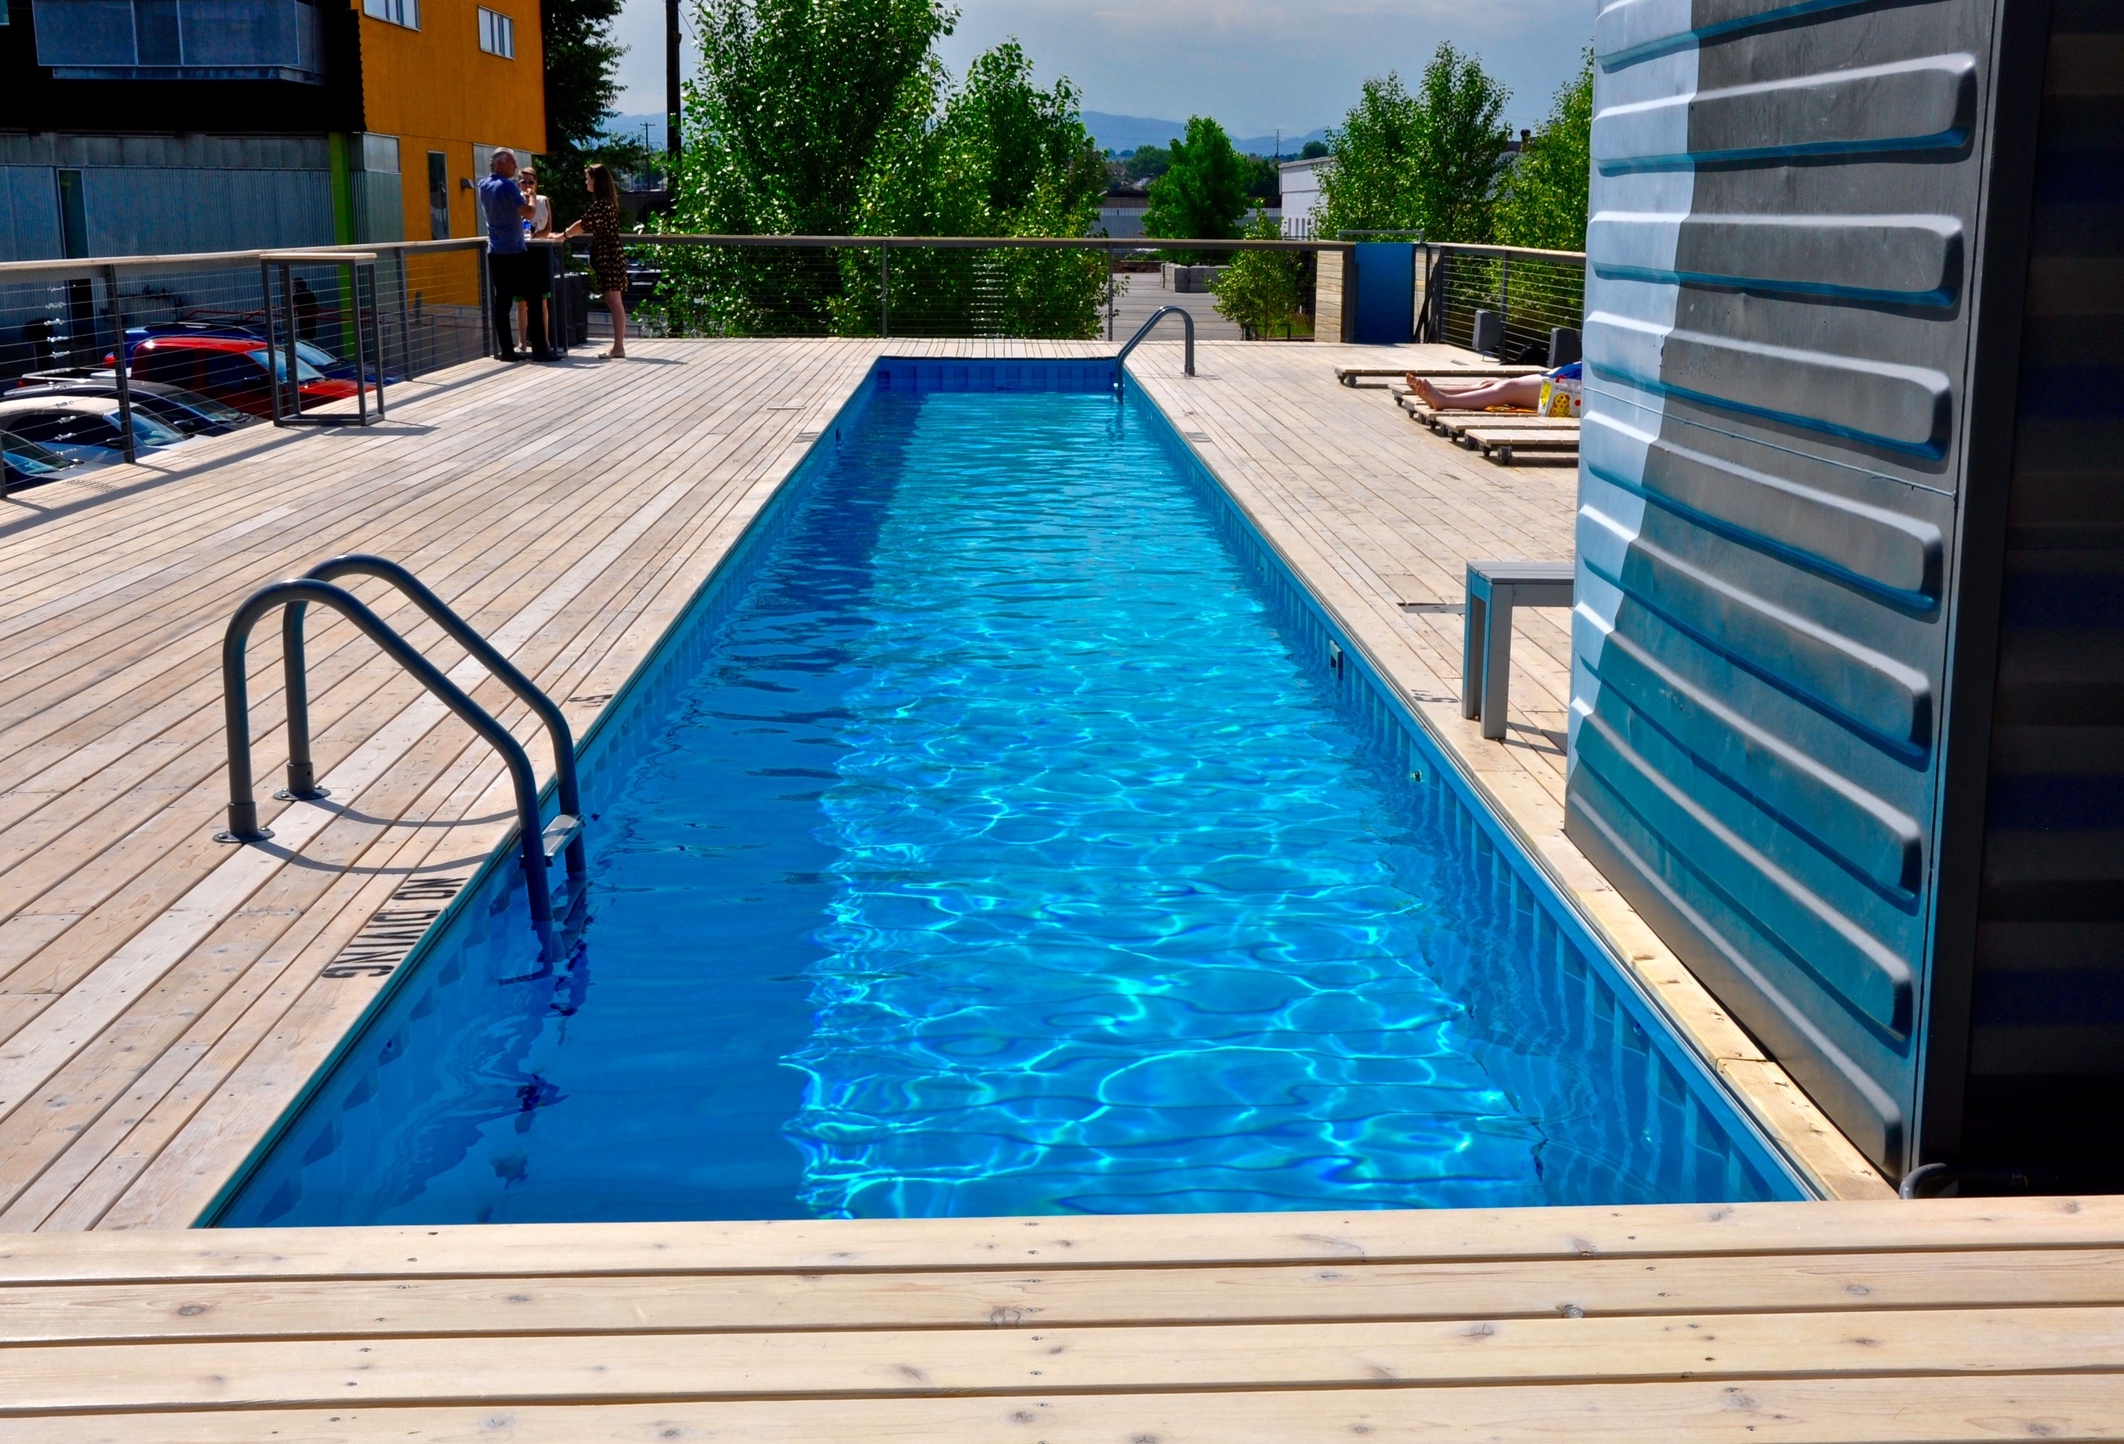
left=8, top=1307, right=2123, bottom=1413
left=7, top=1378, right=2119, bottom=1444
left=7, top=1248, right=2124, bottom=1344
left=3, top=1198, right=2117, bottom=1282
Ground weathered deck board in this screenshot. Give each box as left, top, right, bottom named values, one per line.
left=8, top=1380, right=2120, bottom=1444
left=1, top=1200, right=2119, bottom=1438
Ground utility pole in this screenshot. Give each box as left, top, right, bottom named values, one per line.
left=665, top=0, right=682, bottom=161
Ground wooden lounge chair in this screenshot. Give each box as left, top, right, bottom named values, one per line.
left=1336, top=364, right=1542, bottom=388
left=1462, top=427, right=1581, bottom=465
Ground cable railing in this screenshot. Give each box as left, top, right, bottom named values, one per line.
left=0, top=234, right=1589, bottom=410
left=595, top=234, right=1338, bottom=343
left=0, top=238, right=494, bottom=405
left=1417, top=242, right=1587, bottom=363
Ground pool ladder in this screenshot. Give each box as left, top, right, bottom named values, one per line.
left=1113, top=305, right=1195, bottom=395
left=216, top=554, right=586, bottom=928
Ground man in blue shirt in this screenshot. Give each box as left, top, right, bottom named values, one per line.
left=479, top=149, right=556, bottom=361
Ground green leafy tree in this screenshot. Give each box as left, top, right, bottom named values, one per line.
left=1298, top=139, right=1329, bottom=160
left=1318, top=44, right=1511, bottom=243
left=1211, top=208, right=1305, bottom=339
left=837, top=39, right=1109, bottom=336
left=1122, top=144, right=1172, bottom=184
left=1142, top=116, right=1250, bottom=259
left=654, top=0, right=955, bottom=334
left=543, top=0, right=626, bottom=152
left=1495, top=50, right=1593, bottom=250
left=683, top=0, right=954, bottom=235
left=535, top=0, right=632, bottom=231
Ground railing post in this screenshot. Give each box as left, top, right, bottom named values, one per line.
left=394, top=248, right=412, bottom=381
left=260, top=260, right=284, bottom=425
left=880, top=239, right=890, bottom=339
left=477, top=244, right=493, bottom=359
left=1499, top=255, right=1511, bottom=356
left=101, top=264, right=136, bottom=464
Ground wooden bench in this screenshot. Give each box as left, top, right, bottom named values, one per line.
left=1463, top=560, right=1575, bottom=740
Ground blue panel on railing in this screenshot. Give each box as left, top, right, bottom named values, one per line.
left=1350, top=242, right=1414, bottom=346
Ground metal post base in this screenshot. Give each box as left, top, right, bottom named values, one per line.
left=215, top=800, right=274, bottom=844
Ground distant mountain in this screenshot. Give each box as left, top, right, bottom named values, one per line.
left=1085, top=110, right=1329, bottom=159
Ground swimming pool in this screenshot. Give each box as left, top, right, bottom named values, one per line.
left=215, top=360, right=1803, bottom=1226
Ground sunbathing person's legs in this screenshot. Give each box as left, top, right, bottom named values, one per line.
left=1406, top=375, right=1544, bottom=411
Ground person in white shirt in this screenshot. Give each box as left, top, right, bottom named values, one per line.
left=515, top=168, right=555, bottom=354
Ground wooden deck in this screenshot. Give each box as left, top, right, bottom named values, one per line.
left=0, top=333, right=2102, bottom=1436
left=0, top=336, right=1882, bottom=1234
left=4, top=1197, right=2121, bottom=1439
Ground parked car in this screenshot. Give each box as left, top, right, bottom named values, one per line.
left=11, top=371, right=255, bottom=437
left=1, top=429, right=80, bottom=490
left=121, top=321, right=388, bottom=384
left=0, top=395, right=187, bottom=466
left=123, top=335, right=363, bottom=419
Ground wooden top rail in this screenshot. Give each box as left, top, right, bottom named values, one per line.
left=0, top=237, right=488, bottom=282
left=1423, top=240, right=1589, bottom=264
left=612, top=233, right=1349, bottom=253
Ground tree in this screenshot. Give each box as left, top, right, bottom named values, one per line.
left=683, top=0, right=955, bottom=236
left=1299, top=139, right=1329, bottom=160
left=837, top=39, right=1109, bottom=337
left=543, top=0, right=626, bottom=155
left=1141, top=117, right=1250, bottom=257
left=1318, top=45, right=1511, bottom=243
left=1122, top=144, right=1171, bottom=184
left=536, top=0, right=630, bottom=231
left=1211, top=208, right=1305, bottom=339
left=1242, top=153, right=1279, bottom=204
left=650, top=7, right=1105, bottom=338
left=1495, top=50, right=1593, bottom=251
left=656, top=0, right=955, bottom=334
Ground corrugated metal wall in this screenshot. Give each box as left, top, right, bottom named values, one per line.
left=1570, top=0, right=2047, bottom=1176
left=1966, top=0, right=2124, bottom=1165
left=0, top=133, right=335, bottom=261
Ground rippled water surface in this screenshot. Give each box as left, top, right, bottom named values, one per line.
left=223, top=385, right=1784, bottom=1227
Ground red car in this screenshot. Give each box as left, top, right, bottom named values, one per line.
left=124, top=335, right=363, bottom=418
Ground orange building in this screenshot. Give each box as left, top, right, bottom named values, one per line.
left=352, top=0, right=546, bottom=244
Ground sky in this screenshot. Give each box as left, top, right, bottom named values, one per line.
left=608, top=0, right=1594, bottom=143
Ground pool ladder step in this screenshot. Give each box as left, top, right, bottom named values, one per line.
left=542, top=813, right=584, bottom=861
left=215, top=554, right=588, bottom=932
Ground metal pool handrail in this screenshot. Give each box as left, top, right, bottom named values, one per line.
left=289, top=554, right=587, bottom=881
left=1114, top=305, right=1195, bottom=394
left=216, top=578, right=564, bottom=927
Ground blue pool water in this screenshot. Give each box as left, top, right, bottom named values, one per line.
left=220, top=368, right=1797, bottom=1226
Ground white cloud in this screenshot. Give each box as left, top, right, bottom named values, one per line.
left=610, top=0, right=1592, bottom=136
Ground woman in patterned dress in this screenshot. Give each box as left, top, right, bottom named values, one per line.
left=560, top=164, right=630, bottom=359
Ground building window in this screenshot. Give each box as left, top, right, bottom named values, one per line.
left=363, top=0, right=417, bottom=29
left=56, top=168, right=88, bottom=259
left=477, top=7, right=513, bottom=57
left=427, top=151, right=449, bottom=240
left=32, top=0, right=326, bottom=82
left=362, top=133, right=401, bottom=176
